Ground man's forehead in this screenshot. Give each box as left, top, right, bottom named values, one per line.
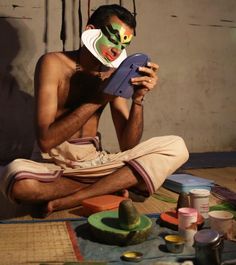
left=105, top=22, right=133, bottom=43
left=107, top=22, right=132, bottom=34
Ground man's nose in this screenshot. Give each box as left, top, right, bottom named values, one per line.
left=111, top=47, right=122, bottom=56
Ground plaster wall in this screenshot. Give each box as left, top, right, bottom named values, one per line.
left=0, top=0, right=235, bottom=163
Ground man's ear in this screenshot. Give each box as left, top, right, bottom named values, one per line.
left=86, top=24, right=96, bottom=30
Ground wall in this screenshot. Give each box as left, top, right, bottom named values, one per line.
left=0, top=0, right=235, bottom=163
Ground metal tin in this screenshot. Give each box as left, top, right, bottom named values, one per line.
left=164, top=234, right=185, bottom=253
left=194, top=229, right=223, bottom=265
left=121, top=251, right=143, bottom=262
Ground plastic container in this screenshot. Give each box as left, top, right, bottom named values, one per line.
left=82, top=195, right=126, bottom=213
left=189, top=189, right=210, bottom=219
left=163, top=174, right=214, bottom=193
left=208, top=210, right=234, bottom=239
left=178, top=207, right=198, bottom=246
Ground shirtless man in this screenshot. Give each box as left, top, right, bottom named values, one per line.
left=3, top=4, right=189, bottom=215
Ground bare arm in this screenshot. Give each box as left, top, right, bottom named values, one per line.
left=34, top=54, right=107, bottom=152
left=110, top=62, right=159, bottom=151
left=110, top=97, right=142, bottom=151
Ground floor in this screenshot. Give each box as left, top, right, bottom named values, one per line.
left=0, top=167, right=235, bottom=220
left=0, top=167, right=235, bottom=265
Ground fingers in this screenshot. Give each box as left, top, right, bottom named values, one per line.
left=147, top=62, right=159, bottom=73
left=131, top=74, right=158, bottom=89
left=131, top=61, right=159, bottom=88
left=138, top=62, right=159, bottom=77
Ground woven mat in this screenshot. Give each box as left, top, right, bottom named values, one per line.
left=0, top=221, right=81, bottom=265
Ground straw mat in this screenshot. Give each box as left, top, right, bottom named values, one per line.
left=0, top=221, right=81, bottom=265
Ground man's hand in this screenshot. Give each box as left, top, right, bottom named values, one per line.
left=110, top=61, right=159, bottom=151
left=130, top=61, right=159, bottom=102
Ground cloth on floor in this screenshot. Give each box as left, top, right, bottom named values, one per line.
left=70, top=216, right=236, bottom=265
left=71, top=217, right=195, bottom=265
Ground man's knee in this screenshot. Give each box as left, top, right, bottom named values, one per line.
left=172, top=135, right=189, bottom=162
left=11, top=178, right=41, bottom=203
left=152, top=135, right=189, bottom=167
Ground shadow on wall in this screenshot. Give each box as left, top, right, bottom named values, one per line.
left=0, top=18, right=35, bottom=165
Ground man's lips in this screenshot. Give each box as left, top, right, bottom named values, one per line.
left=103, top=52, right=116, bottom=61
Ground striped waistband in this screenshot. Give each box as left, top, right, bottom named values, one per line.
left=68, top=136, right=101, bottom=151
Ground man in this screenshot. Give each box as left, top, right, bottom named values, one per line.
left=1, top=4, right=189, bottom=216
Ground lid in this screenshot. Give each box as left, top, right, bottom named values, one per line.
left=190, top=189, right=210, bottom=197
left=208, top=210, right=234, bottom=220
left=194, top=229, right=220, bottom=246
left=160, top=209, right=205, bottom=230
left=165, top=174, right=214, bottom=187
left=164, top=234, right=185, bottom=244
left=178, top=207, right=198, bottom=217
left=82, top=195, right=126, bottom=212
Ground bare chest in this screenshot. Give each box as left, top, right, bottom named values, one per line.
left=58, top=71, right=103, bottom=111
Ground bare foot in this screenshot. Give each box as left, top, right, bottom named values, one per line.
left=30, top=203, right=52, bottom=219
left=122, top=189, right=129, bottom=198
left=128, top=188, right=148, bottom=202
left=115, top=188, right=147, bottom=202
left=114, top=189, right=129, bottom=198
left=47, top=192, right=82, bottom=213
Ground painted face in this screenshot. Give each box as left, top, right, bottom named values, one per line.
left=95, top=22, right=133, bottom=62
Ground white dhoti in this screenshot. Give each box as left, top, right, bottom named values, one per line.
left=0, top=135, right=189, bottom=202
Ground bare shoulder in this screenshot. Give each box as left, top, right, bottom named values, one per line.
left=34, top=52, right=67, bottom=97
left=35, top=51, right=75, bottom=86
left=36, top=52, right=64, bottom=71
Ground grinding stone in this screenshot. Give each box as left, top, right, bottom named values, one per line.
left=88, top=210, right=152, bottom=245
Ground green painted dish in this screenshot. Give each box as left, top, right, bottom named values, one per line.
left=88, top=210, right=152, bottom=245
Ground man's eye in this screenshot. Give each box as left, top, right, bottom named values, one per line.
left=111, top=38, right=119, bottom=45
left=106, top=35, right=119, bottom=45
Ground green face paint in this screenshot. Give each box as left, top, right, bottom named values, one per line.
left=95, top=23, right=133, bottom=62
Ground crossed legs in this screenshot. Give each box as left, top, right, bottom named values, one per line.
left=11, top=165, right=145, bottom=215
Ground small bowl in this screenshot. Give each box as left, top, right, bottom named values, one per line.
left=164, top=234, right=185, bottom=253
